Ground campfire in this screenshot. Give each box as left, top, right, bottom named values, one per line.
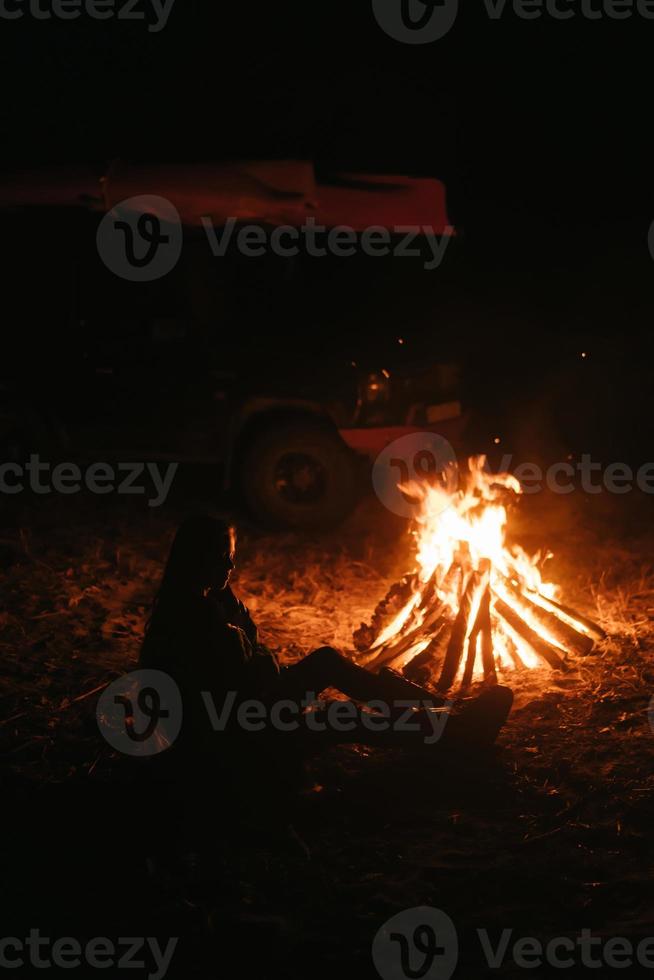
left=354, top=457, right=606, bottom=692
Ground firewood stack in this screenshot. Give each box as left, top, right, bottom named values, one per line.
left=353, top=545, right=606, bottom=694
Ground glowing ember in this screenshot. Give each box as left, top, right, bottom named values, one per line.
left=355, top=457, right=604, bottom=691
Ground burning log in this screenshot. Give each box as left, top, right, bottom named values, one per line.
left=353, top=572, right=420, bottom=653
left=493, top=598, right=568, bottom=672
left=526, top=591, right=606, bottom=642
left=402, top=645, right=434, bottom=685
left=403, top=621, right=451, bottom=684
left=459, top=583, right=496, bottom=689
left=497, top=577, right=594, bottom=657
left=460, top=618, right=481, bottom=691
left=460, top=561, right=492, bottom=689
left=479, top=590, right=496, bottom=684
left=363, top=612, right=446, bottom=672
left=437, top=567, right=488, bottom=692
left=357, top=558, right=464, bottom=670
left=498, top=629, right=528, bottom=671
left=356, top=555, right=467, bottom=662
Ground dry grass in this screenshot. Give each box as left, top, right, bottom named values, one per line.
left=1, top=493, right=653, bottom=779
left=2, top=491, right=654, bottom=972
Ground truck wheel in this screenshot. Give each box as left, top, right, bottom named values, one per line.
left=239, top=421, right=359, bottom=529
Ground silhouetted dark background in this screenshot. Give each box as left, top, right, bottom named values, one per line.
left=2, top=1, right=652, bottom=463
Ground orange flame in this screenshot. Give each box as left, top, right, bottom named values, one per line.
left=375, top=456, right=571, bottom=682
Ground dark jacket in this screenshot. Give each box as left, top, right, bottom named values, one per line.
left=139, top=587, right=280, bottom=753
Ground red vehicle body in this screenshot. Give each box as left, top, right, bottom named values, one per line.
left=1, top=160, right=464, bottom=527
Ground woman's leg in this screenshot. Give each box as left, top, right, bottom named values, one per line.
left=278, top=648, right=513, bottom=750
left=278, top=645, right=444, bottom=706
left=292, top=686, right=513, bottom=751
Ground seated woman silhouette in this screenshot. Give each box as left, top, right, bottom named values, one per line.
left=139, top=515, right=512, bottom=778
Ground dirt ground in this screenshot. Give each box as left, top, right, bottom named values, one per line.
left=2, top=479, right=654, bottom=978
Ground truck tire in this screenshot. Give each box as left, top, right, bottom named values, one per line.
left=239, top=421, right=359, bottom=529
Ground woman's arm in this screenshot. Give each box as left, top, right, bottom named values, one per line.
left=214, top=586, right=258, bottom=647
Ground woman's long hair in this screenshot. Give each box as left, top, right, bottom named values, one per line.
left=146, top=514, right=235, bottom=635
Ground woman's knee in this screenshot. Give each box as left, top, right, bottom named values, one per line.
left=309, top=645, right=342, bottom=668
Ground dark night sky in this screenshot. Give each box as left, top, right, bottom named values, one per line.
left=4, top=2, right=650, bottom=305
left=3, top=2, right=650, bottom=219
left=2, top=0, right=653, bottom=458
